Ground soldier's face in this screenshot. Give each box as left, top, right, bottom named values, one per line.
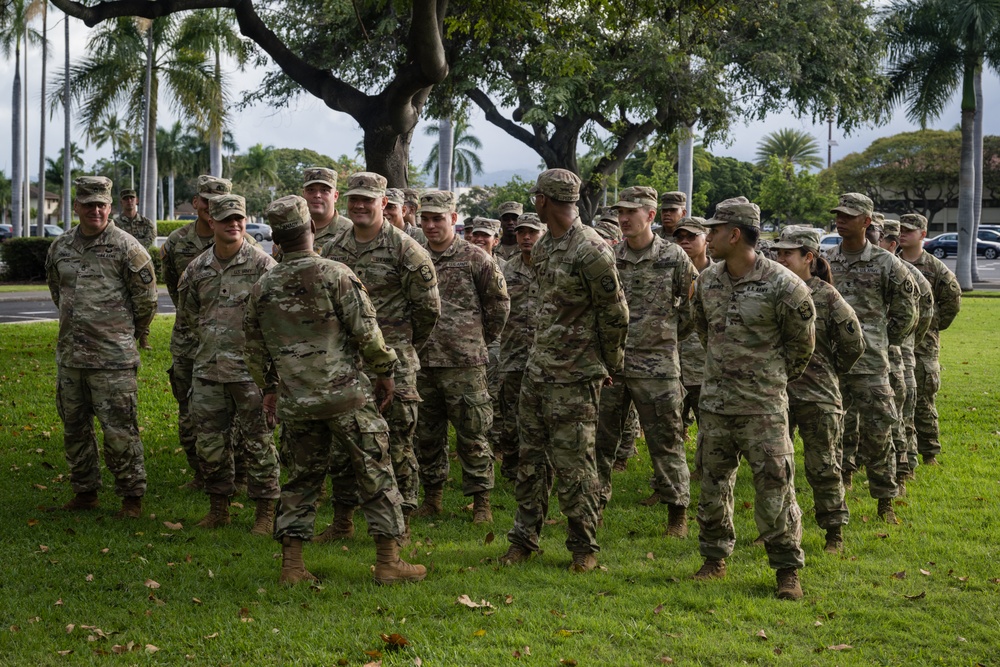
left=776, top=247, right=810, bottom=278
left=618, top=206, right=654, bottom=239
left=471, top=231, right=499, bottom=253
left=211, top=214, right=246, bottom=244
left=384, top=202, right=405, bottom=229
left=661, top=207, right=685, bottom=233
left=675, top=230, right=706, bottom=260
left=899, top=227, right=925, bottom=251
left=304, top=184, right=338, bottom=223
left=74, top=201, right=111, bottom=234
left=347, top=194, right=384, bottom=230
left=516, top=227, right=541, bottom=252
left=121, top=195, right=137, bottom=215
left=420, top=211, right=456, bottom=250
left=706, top=224, right=738, bottom=259
left=402, top=202, right=416, bottom=224
left=879, top=237, right=898, bottom=254
left=835, top=211, right=868, bottom=241
left=194, top=196, right=213, bottom=224
left=500, top=214, right=519, bottom=242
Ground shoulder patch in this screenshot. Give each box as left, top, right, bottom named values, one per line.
left=601, top=274, right=617, bottom=294
left=139, top=267, right=154, bottom=285
left=797, top=299, right=814, bottom=321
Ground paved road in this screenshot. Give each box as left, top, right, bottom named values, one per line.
left=0, top=289, right=176, bottom=324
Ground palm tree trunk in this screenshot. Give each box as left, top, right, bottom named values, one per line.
left=168, top=171, right=175, bottom=220
left=12, top=42, right=23, bottom=238
left=62, top=13, right=71, bottom=230
left=678, top=122, right=695, bottom=208
left=36, top=1, right=47, bottom=235
left=209, top=49, right=224, bottom=177
left=437, top=117, right=453, bottom=191
left=140, top=23, right=155, bottom=220
left=971, top=67, right=984, bottom=283
left=24, top=35, right=31, bottom=237
left=955, top=108, right=975, bottom=291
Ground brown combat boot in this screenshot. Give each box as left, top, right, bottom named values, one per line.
left=569, top=551, right=598, bottom=573
left=499, top=543, right=532, bottom=565
left=62, top=491, right=99, bottom=511
left=412, top=483, right=443, bottom=517
left=842, top=469, right=853, bottom=490
left=877, top=498, right=898, bottom=525
left=776, top=568, right=803, bottom=600
left=250, top=498, right=275, bottom=536
left=180, top=473, right=205, bottom=491
left=612, top=458, right=628, bottom=472
left=114, top=496, right=142, bottom=519
left=693, top=558, right=726, bottom=580
left=139, top=331, right=152, bottom=350
left=373, top=536, right=427, bottom=585
left=638, top=490, right=662, bottom=507
left=196, top=494, right=231, bottom=529
left=280, top=537, right=318, bottom=585
left=922, top=454, right=939, bottom=466
left=313, top=503, right=356, bottom=543
left=824, top=526, right=844, bottom=553
left=665, top=504, right=688, bottom=539
left=472, top=491, right=492, bottom=524
left=896, top=476, right=907, bottom=497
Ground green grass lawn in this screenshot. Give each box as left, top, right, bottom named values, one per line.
left=1, top=305, right=999, bottom=666
left=0, top=283, right=49, bottom=293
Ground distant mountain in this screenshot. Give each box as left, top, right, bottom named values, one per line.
left=472, top=168, right=538, bottom=187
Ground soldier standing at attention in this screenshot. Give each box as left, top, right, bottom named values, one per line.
left=496, top=201, right=524, bottom=260
left=594, top=186, right=696, bottom=538
left=497, top=212, right=545, bottom=482
left=691, top=198, right=814, bottom=600
left=114, top=188, right=156, bottom=349
left=827, top=193, right=918, bottom=523
left=500, top=169, right=628, bottom=573
left=897, top=213, right=962, bottom=468
left=178, top=194, right=281, bottom=535
left=46, top=176, right=157, bottom=518
left=401, top=188, right=425, bottom=241
left=412, top=191, right=509, bottom=523
left=469, top=216, right=507, bottom=455
left=273, top=167, right=352, bottom=260
left=773, top=225, right=865, bottom=553
left=244, top=195, right=425, bottom=586
left=315, top=173, right=440, bottom=544
left=659, top=191, right=687, bottom=239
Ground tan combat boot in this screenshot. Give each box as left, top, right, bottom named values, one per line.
left=313, top=503, right=356, bottom=543
left=62, top=491, right=99, bottom=511
left=693, top=558, right=726, bottom=580
left=638, top=490, right=662, bottom=507
left=569, top=552, right=598, bottom=573
left=373, top=536, right=427, bottom=585
left=280, top=537, right=318, bottom=585
left=776, top=568, right=803, bottom=600
left=412, top=483, right=443, bottom=517
left=115, top=496, right=142, bottom=519
left=196, top=494, right=231, bottom=529
left=665, top=504, right=688, bottom=539
left=499, top=543, right=532, bottom=565
left=472, top=491, right=492, bottom=524
left=877, top=498, right=898, bottom=525
left=922, top=454, right=939, bottom=466
left=138, top=331, right=152, bottom=350
left=842, top=469, right=853, bottom=490
left=250, top=498, right=275, bottom=536
left=824, top=526, right=844, bottom=553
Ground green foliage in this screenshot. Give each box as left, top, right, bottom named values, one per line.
left=423, top=118, right=484, bottom=188
left=456, top=176, right=534, bottom=218
left=756, top=156, right=839, bottom=227
left=0, top=237, right=53, bottom=281
left=155, top=220, right=189, bottom=237
left=755, top=129, right=824, bottom=170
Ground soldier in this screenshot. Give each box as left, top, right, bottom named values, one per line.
left=897, top=213, right=962, bottom=467
left=413, top=191, right=509, bottom=523
left=244, top=195, right=425, bottom=586
left=46, top=176, right=157, bottom=518
left=827, top=193, right=918, bottom=523
left=594, top=186, right=696, bottom=539
left=178, top=194, right=281, bottom=535
left=594, top=218, right=623, bottom=245
left=659, top=191, right=687, bottom=239
left=497, top=212, right=544, bottom=481
left=469, top=216, right=507, bottom=455
left=496, top=201, right=524, bottom=260
left=114, top=188, right=156, bottom=250
left=315, top=173, right=440, bottom=544
left=773, top=225, right=865, bottom=553
left=500, top=169, right=628, bottom=572
left=402, top=188, right=421, bottom=230
left=273, top=167, right=352, bottom=260
left=384, top=188, right=408, bottom=231
left=691, top=198, right=814, bottom=600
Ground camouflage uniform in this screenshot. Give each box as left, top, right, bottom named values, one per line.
left=895, top=261, right=933, bottom=476
left=114, top=212, right=156, bottom=250
left=507, top=169, right=629, bottom=559
left=496, top=201, right=524, bottom=260
left=595, top=187, right=697, bottom=514
left=469, top=217, right=508, bottom=453
left=273, top=167, right=353, bottom=261
left=244, top=196, right=405, bottom=541
left=178, top=196, right=280, bottom=501
left=46, top=177, right=157, bottom=499
left=692, top=201, right=814, bottom=572
left=319, top=175, right=440, bottom=511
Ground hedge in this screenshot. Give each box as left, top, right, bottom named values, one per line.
left=0, top=237, right=55, bottom=281
left=156, top=220, right=191, bottom=237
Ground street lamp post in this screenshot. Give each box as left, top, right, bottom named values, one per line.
left=119, top=161, right=135, bottom=190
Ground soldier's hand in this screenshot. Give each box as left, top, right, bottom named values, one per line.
left=375, top=377, right=395, bottom=414
left=262, top=392, right=279, bottom=428
left=602, top=376, right=614, bottom=387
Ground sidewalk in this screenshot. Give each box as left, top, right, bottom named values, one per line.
left=0, top=286, right=171, bottom=302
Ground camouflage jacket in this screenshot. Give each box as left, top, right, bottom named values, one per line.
left=405, top=223, right=426, bottom=245
left=616, top=235, right=696, bottom=378
left=904, top=250, right=961, bottom=364
left=827, top=241, right=918, bottom=376
left=46, top=222, right=157, bottom=369
left=320, top=221, right=440, bottom=398
left=788, top=277, right=865, bottom=411
left=680, top=259, right=713, bottom=387
left=693, top=253, right=815, bottom=415
left=178, top=240, right=276, bottom=382
left=273, top=213, right=352, bottom=261
left=114, top=213, right=155, bottom=250
left=499, top=253, right=539, bottom=373
left=161, top=222, right=258, bottom=358
left=497, top=243, right=520, bottom=260
left=244, top=250, right=398, bottom=421
left=526, top=219, right=629, bottom=383
left=901, top=262, right=934, bottom=375
left=420, top=236, right=509, bottom=368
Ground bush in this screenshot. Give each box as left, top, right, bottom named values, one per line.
left=0, top=237, right=55, bottom=281
left=156, top=220, right=190, bottom=237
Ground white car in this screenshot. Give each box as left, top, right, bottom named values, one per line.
left=820, top=232, right=841, bottom=256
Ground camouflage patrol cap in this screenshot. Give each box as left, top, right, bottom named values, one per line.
left=831, top=192, right=874, bottom=217
left=343, top=171, right=388, bottom=199
left=673, top=216, right=708, bottom=236
left=660, top=191, right=687, bottom=210
left=75, top=176, right=113, bottom=204
left=869, top=212, right=885, bottom=232
left=119, top=188, right=137, bottom=198
left=882, top=218, right=901, bottom=237
left=773, top=225, right=822, bottom=253
left=528, top=168, right=581, bottom=202
left=266, top=195, right=311, bottom=232
left=418, top=190, right=456, bottom=214
left=197, top=175, right=232, bottom=198
left=209, top=193, right=247, bottom=221
left=514, top=212, right=545, bottom=232
left=704, top=198, right=761, bottom=228
left=498, top=201, right=524, bottom=218
left=597, top=207, right=619, bottom=225
left=402, top=187, right=421, bottom=207
left=899, top=213, right=928, bottom=231
left=303, top=167, right=338, bottom=189
left=385, top=188, right=405, bottom=206
left=615, top=186, right=658, bottom=210
left=471, top=217, right=502, bottom=236
left=595, top=220, right=623, bottom=243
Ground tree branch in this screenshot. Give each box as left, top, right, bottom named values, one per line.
left=467, top=86, right=557, bottom=165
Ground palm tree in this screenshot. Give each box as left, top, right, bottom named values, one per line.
left=755, top=128, right=824, bottom=170
left=45, top=142, right=84, bottom=187
left=87, top=112, right=128, bottom=188
left=423, top=118, right=484, bottom=188
left=35, top=0, right=48, bottom=234
left=62, top=9, right=70, bottom=229
left=234, top=144, right=280, bottom=187
left=157, top=122, right=191, bottom=220
left=882, top=0, right=1000, bottom=290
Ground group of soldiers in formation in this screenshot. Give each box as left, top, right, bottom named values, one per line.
left=44, top=163, right=961, bottom=600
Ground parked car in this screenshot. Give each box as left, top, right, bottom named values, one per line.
left=28, top=224, right=65, bottom=238
left=0, top=224, right=12, bottom=242
left=819, top=232, right=841, bottom=253
left=244, top=222, right=272, bottom=242
left=923, top=232, right=1000, bottom=260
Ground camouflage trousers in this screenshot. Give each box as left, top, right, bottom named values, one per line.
left=415, top=366, right=494, bottom=495
left=682, top=383, right=703, bottom=433
left=888, top=360, right=911, bottom=477
left=167, top=356, right=200, bottom=476
left=498, top=371, right=525, bottom=481
left=901, top=364, right=918, bottom=476
left=914, top=357, right=942, bottom=459
left=487, top=343, right=502, bottom=451
left=697, top=411, right=804, bottom=571
left=840, top=373, right=898, bottom=499
left=274, top=403, right=405, bottom=541
left=596, top=376, right=689, bottom=510
left=190, top=378, right=280, bottom=500
left=613, top=403, right=641, bottom=463
left=788, top=401, right=848, bottom=529
left=56, top=366, right=146, bottom=497
left=508, top=376, right=602, bottom=556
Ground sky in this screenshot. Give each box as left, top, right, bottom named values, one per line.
left=4, top=10, right=1000, bottom=189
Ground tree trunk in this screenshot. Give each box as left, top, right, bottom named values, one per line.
left=955, top=108, right=975, bottom=291
left=12, top=43, right=23, bottom=238
left=63, top=14, right=72, bottom=230
left=437, top=117, right=453, bottom=191
left=363, top=122, right=412, bottom=188
left=209, top=49, right=224, bottom=177
left=141, top=23, right=156, bottom=220
left=24, top=35, right=31, bottom=236
left=971, top=68, right=984, bottom=283
left=678, top=123, right=695, bottom=209
left=37, top=2, right=48, bottom=234
left=168, top=171, right=175, bottom=220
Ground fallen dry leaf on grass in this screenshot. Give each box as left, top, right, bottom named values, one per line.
left=380, top=633, right=410, bottom=649
left=456, top=595, right=493, bottom=609
left=362, top=661, right=381, bottom=667
left=659, top=658, right=674, bottom=664
left=560, top=660, right=578, bottom=666
left=555, top=629, right=583, bottom=637
left=756, top=629, right=768, bottom=640
left=204, top=632, right=219, bottom=639
left=85, top=574, right=94, bottom=582
left=164, top=521, right=183, bottom=530
left=484, top=531, right=495, bottom=545
left=904, top=591, right=926, bottom=600
left=473, top=629, right=487, bottom=637
left=513, top=646, right=531, bottom=658
left=920, top=569, right=931, bottom=576
left=145, top=645, right=159, bottom=654
left=653, top=604, right=664, bottom=615
left=892, top=571, right=906, bottom=579
left=828, top=644, right=853, bottom=651
left=65, top=624, right=74, bottom=634
left=505, top=595, right=514, bottom=605
left=144, top=579, right=160, bottom=589
left=38, top=545, right=49, bottom=553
